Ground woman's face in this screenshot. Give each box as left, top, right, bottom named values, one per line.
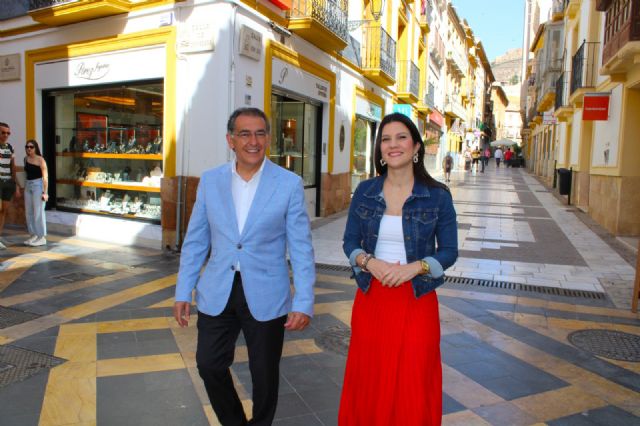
left=380, top=121, right=419, bottom=171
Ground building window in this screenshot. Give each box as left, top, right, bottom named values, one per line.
left=49, top=80, right=164, bottom=222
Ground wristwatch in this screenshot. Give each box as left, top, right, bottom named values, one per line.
left=419, top=260, right=431, bottom=275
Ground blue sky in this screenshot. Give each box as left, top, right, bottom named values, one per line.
left=450, top=0, right=525, bottom=61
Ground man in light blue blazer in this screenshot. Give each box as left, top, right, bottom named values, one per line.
left=174, top=108, right=315, bottom=426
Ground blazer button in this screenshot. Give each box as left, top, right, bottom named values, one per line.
left=230, top=265, right=235, bottom=271
left=237, top=243, right=242, bottom=249
left=405, top=236, right=411, bottom=240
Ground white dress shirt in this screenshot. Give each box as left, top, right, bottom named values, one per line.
left=231, top=159, right=265, bottom=270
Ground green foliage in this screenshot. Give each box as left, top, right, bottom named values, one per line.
left=424, top=136, right=439, bottom=146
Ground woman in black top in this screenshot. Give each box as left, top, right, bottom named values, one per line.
left=23, top=140, right=48, bottom=246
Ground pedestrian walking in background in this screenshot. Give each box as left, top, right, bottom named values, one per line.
left=494, top=146, right=503, bottom=168
left=504, top=147, right=513, bottom=168
left=471, top=147, right=481, bottom=173
left=22, top=140, right=48, bottom=247
left=340, top=112, right=458, bottom=426
left=443, top=151, right=453, bottom=183
left=0, top=122, right=21, bottom=250
left=174, top=108, right=315, bottom=426
left=484, top=146, right=491, bottom=167
left=463, top=148, right=472, bottom=171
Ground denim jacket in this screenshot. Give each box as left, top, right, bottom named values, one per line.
left=343, top=175, right=458, bottom=298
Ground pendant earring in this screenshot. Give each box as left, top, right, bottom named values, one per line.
left=413, top=153, right=419, bottom=163
left=380, top=159, right=387, bottom=167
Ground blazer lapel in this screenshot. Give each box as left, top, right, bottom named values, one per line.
left=215, top=164, right=240, bottom=237
left=240, top=159, right=279, bottom=239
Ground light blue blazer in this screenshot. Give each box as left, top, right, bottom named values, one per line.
left=175, top=159, right=316, bottom=321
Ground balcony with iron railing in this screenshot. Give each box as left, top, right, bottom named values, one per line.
left=444, top=94, right=466, bottom=120
left=570, top=41, right=600, bottom=102
left=288, top=0, right=349, bottom=52
left=418, top=81, right=435, bottom=113
left=446, top=47, right=468, bottom=75
left=536, top=58, right=562, bottom=111
left=554, top=71, right=573, bottom=121
left=397, top=60, right=420, bottom=102
left=339, top=35, right=362, bottom=67
left=598, top=0, right=640, bottom=74
left=361, top=25, right=397, bottom=86
left=28, top=0, right=133, bottom=25
left=552, top=0, right=570, bottom=20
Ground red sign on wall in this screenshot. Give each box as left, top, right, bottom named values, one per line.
left=583, top=93, right=610, bottom=121
left=269, top=0, right=292, bottom=10
left=428, top=110, right=444, bottom=128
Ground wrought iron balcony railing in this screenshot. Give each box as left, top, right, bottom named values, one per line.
left=570, top=41, right=600, bottom=94
left=425, top=82, right=436, bottom=108
left=397, top=60, right=420, bottom=99
left=29, top=0, right=77, bottom=10
left=361, top=25, right=397, bottom=80
left=289, top=0, right=349, bottom=44
left=444, top=95, right=466, bottom=119
left=339, top=35, right=362, bottom=67
left=446, top=48, right=468, bottom=74
left=554, top=72, right=571, bottom=110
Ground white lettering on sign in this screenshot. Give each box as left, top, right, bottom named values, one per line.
left=73, top=61, right=110, bottom=80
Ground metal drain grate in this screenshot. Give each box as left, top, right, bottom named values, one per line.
left=53, top=272, right=96, bottom=282
left=443, top=276, right=605, bottom=300
left=0, top=345, right=66, bottom=388
left=315, top=325, right=351, bottom=356
left=568, top=329, right=640, bottom=362
left=316, top=263, right=352, bottom=273
left=0, top=306, right=41, bottom=329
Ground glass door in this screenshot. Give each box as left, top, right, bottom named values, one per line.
left=351, top=116, right=376, bottom=191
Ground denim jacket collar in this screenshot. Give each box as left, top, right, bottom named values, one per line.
left=362, top=175, right=432, bottom=202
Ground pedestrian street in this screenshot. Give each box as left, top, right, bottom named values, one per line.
left=0, top=165, right=637, bottom=425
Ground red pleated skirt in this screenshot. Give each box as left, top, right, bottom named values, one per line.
left=338, top=278, right=442, bottom=426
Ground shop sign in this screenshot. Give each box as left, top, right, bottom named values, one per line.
left=269, top=0, right=292, bottom=10
left=73, top=61, right=110, bottom=81
left=178, top=22, right=216, bottom=54
left=0, top=54, right=21, bottom=81
left=428, top=110, right=444, bottom=128
left=583, top=93, right=610, bottom=121
left=393, top=103, right=412, bottom=118
left=543, top=111, right=557, bottom=124
left=239, top=26, right=262, bottom=61
left=355, top=96, right=382, bottom=122
left=272, top=57, right=330, bottom=104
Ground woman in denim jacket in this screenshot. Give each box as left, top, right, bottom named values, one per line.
left=339, top=113, right=458, bottom=426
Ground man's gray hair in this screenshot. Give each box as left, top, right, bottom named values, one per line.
left=227, top=108, right=270, bottom=134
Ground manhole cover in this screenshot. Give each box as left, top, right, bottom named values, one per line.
left=0, top=306, right=41, bottom=329
left=568, top=329, right=640, bottom=362
left=315, top=326, right=351, bottom=356
left=0, top=345, right=66, bottom=388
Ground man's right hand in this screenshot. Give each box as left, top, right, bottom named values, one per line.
left=173, top=301, right=191, bottom=327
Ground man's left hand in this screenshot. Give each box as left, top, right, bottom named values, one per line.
left=284, top=312, right=311, bottom=331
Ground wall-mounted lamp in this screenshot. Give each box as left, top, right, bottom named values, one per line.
left=348, top=0, right=385, bottom=31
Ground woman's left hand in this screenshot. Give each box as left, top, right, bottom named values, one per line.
left=42, top=193, right=49, bottom=201
left=379, top=262, right=422, bottom=287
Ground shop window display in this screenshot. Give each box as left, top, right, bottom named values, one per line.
left=51, top=81, right=163, bottom=222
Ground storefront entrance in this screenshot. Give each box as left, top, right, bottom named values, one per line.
left=269, top=91, right=322, bottom=216
left=351, top=116, right=377, bottom=190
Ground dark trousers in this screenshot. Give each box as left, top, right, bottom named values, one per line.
left=196, top=273, right=287, bottom=426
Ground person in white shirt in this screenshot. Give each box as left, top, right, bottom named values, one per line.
left=494, top=146, right=504, bottom=168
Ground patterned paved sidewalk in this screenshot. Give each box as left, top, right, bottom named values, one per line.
left=312, top=165, right=638, bottom=309
left=0, top=164, right=638, bottom=425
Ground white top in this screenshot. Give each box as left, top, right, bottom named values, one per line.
left=494, top=148, right=503, bottom=159
left=231, top=159, right=266, bottom=270
left=374, top=215, right=407, bottom=265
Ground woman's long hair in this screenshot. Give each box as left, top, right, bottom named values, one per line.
left=373, top=113, right=447, bottom=190
left=26, top=139, right=42, bottom=156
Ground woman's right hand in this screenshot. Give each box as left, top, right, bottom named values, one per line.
left=366, top=258, right=394, bottom=285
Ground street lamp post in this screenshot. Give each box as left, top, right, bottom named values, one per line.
left=348, top=0, right=385, bottom=31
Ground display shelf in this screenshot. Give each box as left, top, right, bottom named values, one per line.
left=56, top=152, right=163, bottom=160
left=57, top=179, right=161, bottom=193
left=55, top=206, right=160, bottom=222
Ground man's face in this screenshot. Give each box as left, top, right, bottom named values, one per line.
left=0, top=125, right=10, bottom=145
left=226, top=114, right=270, bottom=172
